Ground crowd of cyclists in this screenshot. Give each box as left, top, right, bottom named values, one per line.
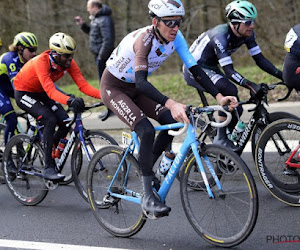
left=0, top=0, right=299, bottom=221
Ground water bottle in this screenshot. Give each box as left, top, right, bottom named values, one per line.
left=156, top=151, right=176, bottom=177
left=27, top=125, right=36, bottom=137
left=54, top=138, right=68, bottom=159
left=231, top=121, right=245, bottom=142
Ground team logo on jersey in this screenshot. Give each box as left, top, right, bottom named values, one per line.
left=296, top=67, right=300, bottom=75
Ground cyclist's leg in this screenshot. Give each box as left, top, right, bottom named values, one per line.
left=15, top=91, right=65, bottom=181
left=283, top=53, right=300, bottom=91
left=213, top=74, right=242, bottom=148
left=0, top=89, right=17, bottom=144
left=0, top=89, right=18, bottom=174
left=100, top=70, right=170, bottom=218
left=41, top=97, right=69, bottom=147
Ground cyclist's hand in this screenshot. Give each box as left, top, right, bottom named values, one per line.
left=244, top=81, right=261, bottom=97
left=165, top=99, right=189, bottom=124
left=216, top=94, right=238, bottom=111
left=67, top=97, right=85, bottom=113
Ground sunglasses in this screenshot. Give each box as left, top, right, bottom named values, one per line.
left=60, top=53, right=73, bottom=59
left=159, top=18, right=183, bottom=28
left=27, top=47, right=37, bottom=53
left=232, top=19, right=255, bottom=26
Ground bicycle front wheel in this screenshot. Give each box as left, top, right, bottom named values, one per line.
left=87, top=145, right=146, bottom=237
left=71, top=130, right=118, bottom=202
left=180, top=144, right=258, bottom=247
left=251, top=111, right=299, bottom=159
left=255, top=119, right=300, bottom=206
left=3, top=134, right=48, bottom=206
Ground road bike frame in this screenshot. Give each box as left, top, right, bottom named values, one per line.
left=105, top=110, right=227, bottom=205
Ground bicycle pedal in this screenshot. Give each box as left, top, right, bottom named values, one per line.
left=142, top=209, right=170, bottom=220
left=44, top=180, right=59, bottom=190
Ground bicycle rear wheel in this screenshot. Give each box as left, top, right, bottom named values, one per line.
left=255, top=119, right=300, bottom=206
left=71, top=130, right=118, bottom=202
left=87, top=145, right=146, bottom=237
left=180, top=144, right=258, bottom=247
left=3, top=134, right=48, bottom=206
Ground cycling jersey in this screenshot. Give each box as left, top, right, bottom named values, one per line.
left=107, top=25, right=196, bottom=82
left=284, top=23, right=300, bottom=58
left=0, top=51, right=26, bottom=144
left=14, top=50, right=101, bottom=105
left=186, top=23, right=281, bottom=85
left=283, top=23, right=300, bottom=90
left=0, top=51, right=25, bottom=87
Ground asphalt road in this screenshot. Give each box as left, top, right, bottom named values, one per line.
left=0, top=101, right=300, bottom=249
left=0, top=152, right=299, bottom=249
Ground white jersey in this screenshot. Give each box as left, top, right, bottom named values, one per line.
left=107, top=25, right=196, bottom=83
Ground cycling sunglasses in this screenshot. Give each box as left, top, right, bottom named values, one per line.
left=232, top=19, right=255, bottom=26
left=159, top=18, right=183, bottom=28
left=60, top=53, right=73, bottom=59
left=27, top=47, right=37, bottom=53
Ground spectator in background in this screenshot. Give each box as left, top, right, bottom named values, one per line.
left=75, top=0, right=115, bottom=120
left=0, top=37, right=2, bottom=50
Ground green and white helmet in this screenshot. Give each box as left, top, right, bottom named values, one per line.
left=225, top=0, right=257, bottom=21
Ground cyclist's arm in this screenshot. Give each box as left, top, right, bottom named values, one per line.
left=68, top=60, right=101, bottom=99
left=252, top=53, right=283, bottom=80
left=135, top=70, right=168, bottom=105
left=245, top=33, right=282, bottom=80
left=134, top=34, right=168, bottom=105
left=175, top=31, right=219, bottom=97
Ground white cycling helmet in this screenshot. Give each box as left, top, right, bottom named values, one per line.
left=148, top=0, right=185, bottom=18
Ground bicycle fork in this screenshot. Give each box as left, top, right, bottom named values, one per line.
left=191, top=142, right=223, bottom=198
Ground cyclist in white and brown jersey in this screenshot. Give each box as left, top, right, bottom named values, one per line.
left=183, top=0, right=283, bottom=148
left=101, top=0, right=238, bottom=218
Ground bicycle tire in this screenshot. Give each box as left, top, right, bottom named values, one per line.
left=180, top=144, right=258, bottom=247
left=71, top=130, right=118, bottom=202
left=3, top=134, right=48, bottom=206
left=255, top=118, right=300, bottom=206
left=251, top=112, right=299, bottom=159
left=87, top=145, right=146, bottom=237
left=0, top=123, right=6, bottom=184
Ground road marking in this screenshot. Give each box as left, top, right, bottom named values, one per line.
left=0, top=239, right=126, bottom=250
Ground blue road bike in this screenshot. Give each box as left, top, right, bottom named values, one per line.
left=87, top=105, right=258, bottom=248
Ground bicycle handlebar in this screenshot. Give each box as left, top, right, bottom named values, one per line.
left=168, top=105, right=232, bottom=136
left=168, top=122, right=188, bottom=136
left=208, top=106, right=232, bottom=128
left=66, top=102, right=105, bottom=127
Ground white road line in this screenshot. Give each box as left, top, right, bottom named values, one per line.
left=0, top=239, right=126, bottom=250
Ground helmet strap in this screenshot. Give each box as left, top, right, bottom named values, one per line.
left=49, top=51, right=65, bottom=70
left=18, top=46, right=27, bottom=63
left=154, top=26, right=169, bottom=44
left=231, top=22, right=243, bottom=37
